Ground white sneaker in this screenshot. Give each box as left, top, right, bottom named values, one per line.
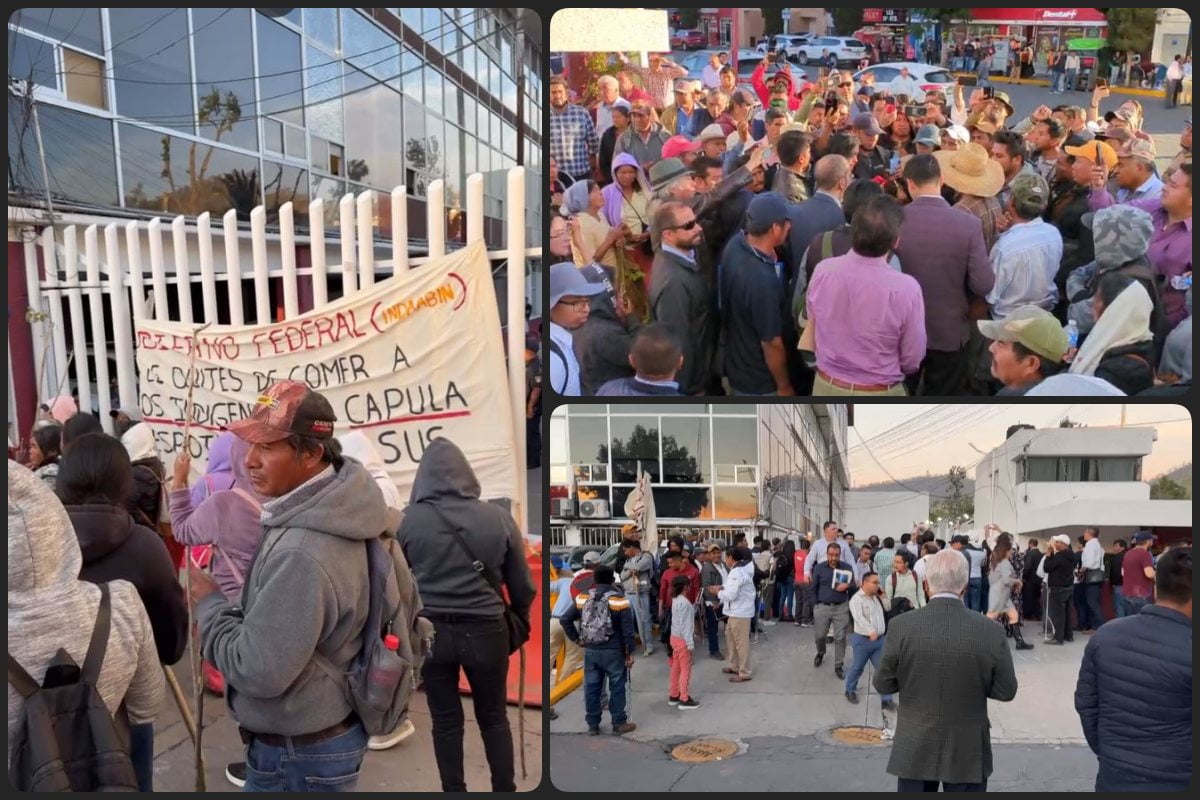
left=368, top=718, right=416, bottom=750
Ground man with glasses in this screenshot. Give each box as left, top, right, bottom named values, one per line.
left=845, top=571, right=896, bottom=708
left=547, top=263, right=606, bottom=396
left=648, top=202, right=713, bottom=395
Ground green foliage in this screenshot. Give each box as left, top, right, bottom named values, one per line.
left=930, top=465, right=974, bottom=521
left=831, top=9, right=864, bottom=37
left=1149, top=475, right=1190, bottom=500
left=1104, top=8, right=1156, bottom=54
left=677, top=8, right=699, bottom=29
left=762, top=8, right=783, bottom=38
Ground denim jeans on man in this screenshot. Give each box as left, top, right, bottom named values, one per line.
left=1065, top=68, right=1078, bottom=91
left=1123, top=595, right=1150, bottom=616
left=244, top=723, right=368, bottom=792
left=966, top=577, right=984, bottom=612
left=703, top=604, right=722, bottom=655
left=1111, top=586, right=1126, bottom=618
left=1083, top=582, right=1105, bottom=629
left=630, top=592, right=653, bottom=652
left=584, top=648, right=629, bottom=729
left=422, top=616, right=516, bottom=792
left=845, top=633, right=893, bottom=702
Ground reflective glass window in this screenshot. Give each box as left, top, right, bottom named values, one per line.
left=341, top=9, right=400, bottom=86
left=8, top=103, right=117, bottom=207
left=12, top=8, right=103, bottom=54
left=110, top=8, right=192, bottom=131
left=310, top=175, right=344, bottom=226
left=610, top=418, right=660, bottom=483
left=263, top=161, right=309, bottom=220
left=661, top=417, right=710, bottom=484
left=403, top=97, right=427, bottom=171
left=305, top=45, right=343, bottom=142
left=8, top=30, right=57, bottom=89
left=424, top=66, right=444, bottom=117
left=343, top=67, right=403, bottom=190
left=401, top=46, right=423, bottom=101
left=306, top=7, right=337, bottom=50
left=193, top=8, right=257, bottom=151
left=256, top=14, right=304, bottom=126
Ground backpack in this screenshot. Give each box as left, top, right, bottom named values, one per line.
left=8, top=584, right=138, bottom=792
left=548, top=339, right=571, bottom=394
left=579, top=589, right=617, bottom=645
left=316, top=529, right=436, bottom=737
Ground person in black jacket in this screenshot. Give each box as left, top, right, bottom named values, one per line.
left=1021, top=538, right=1044, bottom=621
left=1106, top=540, right=1129, bottom=618
left=396, top=438, right=535, bottom=792
left=1042, top=535, right=1078, bottom=644
left=573, top=264, right=640, bottom=394
left=117, top=420, right=166, bottom=531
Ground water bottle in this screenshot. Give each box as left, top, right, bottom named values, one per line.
left=1064, top=320, right=1079, bottom=350
left=1169, top=273, right=1192, bottom=291
left=365, top=634, right=404, bottom=709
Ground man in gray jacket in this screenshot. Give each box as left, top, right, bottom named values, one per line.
left=191, top=380, right=385, bottom=791
left=649, top=201, right=712, bottom=395
left=620, top=538, right=657, bottom=656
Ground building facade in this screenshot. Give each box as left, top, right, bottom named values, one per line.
left=973, top=425, right=1191, bottom=546
left=548, top=403, right=851, bottom=550
left=1151, top=9, right=1191, bottom=67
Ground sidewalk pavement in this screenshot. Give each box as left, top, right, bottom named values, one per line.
left=154, top=647, right=542, bottom=792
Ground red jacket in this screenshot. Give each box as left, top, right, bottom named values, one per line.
left=751, top=62, right=801, bottom=111
left=794, top=549, right=811, bottom=585
left=660, top=563, right=701, bottom=608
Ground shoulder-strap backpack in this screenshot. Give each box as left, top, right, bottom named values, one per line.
left=8, top=584, right=138, bottom=792
left=548, top=339, right=571, bottom=394
left=317, top=527, right=436, bottom=737
left=579, top=589, right=617, bottom=645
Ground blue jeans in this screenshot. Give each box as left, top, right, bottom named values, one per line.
left=775, top=577, right=795, bottom=618
left=1073, top=583, right=1089, bottom=629
left=1124, top=595, right=1150, bottom=615
left=1083, top=582, right=1104, bottom=629
left=630, top=592, right=653, bottom=651
left=704, top=603, right=721, bottom=655
left=846, top=633, right=893, bottom=702
left=1065, top=68, right=1078, bottom=90
left=244, top=722, right=368, bottom=792
left=583, top=648, right=628, bottom=729
left=1112, top=586, right=1126, bottom=618
left=130, top=722, right=153, bottom=792
left=966, top=578, right=983, bottom=612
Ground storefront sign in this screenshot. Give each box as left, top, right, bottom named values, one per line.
left=881, top=8, right=907, bottom=26
left=863, top=9, right=884, bottom=24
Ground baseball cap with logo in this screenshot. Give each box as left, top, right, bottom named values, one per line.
left=1064, top=139, right=1118, bottom=171
left=227, top=380, right=337, bottom=444
left=977, top=305, right=1069, bottom=364
left=1118, top=138, right=1157, bottom=164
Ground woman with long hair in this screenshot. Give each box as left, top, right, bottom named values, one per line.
left=987, top=532, right=1034, bottom=650
left=886, top=113, right=916, bottom=157
left=28, top=423, right=63, bottom=488
left=774, top=539, right=797, bottom=622
left=563, top=180, right=626, bottom=269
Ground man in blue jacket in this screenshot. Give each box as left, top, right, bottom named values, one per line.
left=1074, top=547, right=1191, bottom=792
left=562, top=565, right=638, bottom=736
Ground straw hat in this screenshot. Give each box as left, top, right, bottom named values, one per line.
left=933, top=142, right=1005, bottom=197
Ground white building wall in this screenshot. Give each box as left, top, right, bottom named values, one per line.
left=844, top=490, right=930, bottom=540
left=1151, top=9, right=1191, bottom=66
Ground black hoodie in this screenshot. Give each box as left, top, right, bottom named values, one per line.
left=397, top=439, right=535, bottom=620
left=64, top=503, right=189, bottom=665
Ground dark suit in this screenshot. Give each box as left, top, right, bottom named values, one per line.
left=784, top=191, right=846, bottom=296
left=875, top=597, right=1018, bottom=790
left=648, top=248, right=715, bottom=396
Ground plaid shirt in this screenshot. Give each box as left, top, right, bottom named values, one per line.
left=549, top=103, right=598, bottom=179
left=620, top=59, right=687, bottom=109
left=954, top=193, right=1005, bottom=252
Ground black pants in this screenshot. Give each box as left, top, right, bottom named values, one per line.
left=910, top=348, right=967, bottom=396
left=1048, top=586, right=1074, bottom=643
left=1021, top=578, right=1043, bottom=620
left=898, top=777, right=988, bottom=792
left=422, top=616, right=515, bottom=792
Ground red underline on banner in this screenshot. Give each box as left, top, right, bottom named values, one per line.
left=144, top=417, right=225, bottom=432
left=349, top=410, right=473, bottom=429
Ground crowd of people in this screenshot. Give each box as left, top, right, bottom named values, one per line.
left=548, top=51, right=1192, bottom=396
left=9, top=386, right=533, bottom=792
left=550, top=522, right=1191, bottom=792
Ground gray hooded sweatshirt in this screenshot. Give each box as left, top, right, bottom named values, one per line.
left=396, top=439, right=535, bottom=620
left=8, top=461, right=164, bottom=762
left=197, top=457, right=388, bottom=736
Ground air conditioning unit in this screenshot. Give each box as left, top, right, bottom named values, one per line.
left=552, top=498, right=577, bottom=518
left=578, top=499, right=611, bottom=519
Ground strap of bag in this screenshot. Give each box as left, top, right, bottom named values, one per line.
left=7, top=655, right=39, bottom=698
left=81, top=583, right=112, bottom=685
left=547, top=339, right=571, bottom=394
left=425, top=503, right=511, bottom=611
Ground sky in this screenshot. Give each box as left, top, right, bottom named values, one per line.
left=847, top=404, right=1191, bottom=488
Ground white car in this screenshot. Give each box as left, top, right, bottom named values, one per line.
left=792, top=36, right=869, bottom=67
left=755, top=34, right=814, bottom=59
left=853, top=61, right=956, bottom=105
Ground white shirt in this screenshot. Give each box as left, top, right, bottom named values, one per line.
left=701, top=64, right=722, bottom=89
left=717, top=561, right=756, bottom=618
left=804, top=538, right=857, bottom=580
left=1065, top=54, right=1080, bottom=71
left=890, top=75, right=925, bottom=101
left=1167, top=61, right=1183, bottom=81
left=1081, top=537, right=1105, bottom=570
left=849, top=590, right=888, bottom=637
left=1183, top=62, right=1192, bottom=78
left=852, top=557, right=875, bottom=585
left=987, top=218, right=1064, bottom=319
left=913, top=555, right=931, bottom=586
left=965, top=547, right=985, bottom=579
left=548, top=321, right=582, bottom=396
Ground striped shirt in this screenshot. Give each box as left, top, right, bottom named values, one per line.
left=955, top=193, right=1005, bottom=252
left=620, top=59, right=687, bottom=108
left=987, top=218, right=1064, bottom=320
left=550, top=103, right=599, bottom=179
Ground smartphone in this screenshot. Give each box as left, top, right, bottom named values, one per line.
left=956, top=75, right=969, bottom=86
left=982, top=86, right=995, bottom=99
left=905, top=104, right=924, bottom=118
left=1096, top=78, right=1107, bottom=89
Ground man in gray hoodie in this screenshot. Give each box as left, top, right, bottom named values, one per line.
left=620, top=538, right=657, bottom=656
left=190, top=380, right=387, bottom=792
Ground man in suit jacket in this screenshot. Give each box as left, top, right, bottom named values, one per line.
left=785, top=155, right=853, bottom=296
left=876, top=548, right=1018, bottom=792
left=648, top=201, right=714, bottom=395
left=894, top=155, right=995, bottom=396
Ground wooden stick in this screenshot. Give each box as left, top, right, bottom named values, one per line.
left=163, top=664, right=198, bottom=744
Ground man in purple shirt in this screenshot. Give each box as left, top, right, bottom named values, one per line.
left=808, top=196, right=927, bottom=396
left=1088, top=161, right=1193, bottom=329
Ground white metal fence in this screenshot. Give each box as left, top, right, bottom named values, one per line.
left=19, top=168, right=537, bottom=529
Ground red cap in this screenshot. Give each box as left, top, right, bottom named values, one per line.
left=383, top=634, right=400, bottom=650
left=661, top=135, right=702, bottom=160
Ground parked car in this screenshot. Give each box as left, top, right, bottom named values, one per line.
left=755, top=34, right=814, bottom=59
left=672, top=29, right=706, bottom=50
left=678, top=49, right=722, bottom=76
left=793, top=36, right=869, bottom=67
left=853, top=61, right=956, bottom=104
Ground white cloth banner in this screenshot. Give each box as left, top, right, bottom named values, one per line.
left=133, top=240, right=517, bottom=502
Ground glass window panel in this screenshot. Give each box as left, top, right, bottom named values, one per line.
left=444, top=125, right=462, bottom=207
left=401, top=9, right=421, bottom=31
left=120, top=123, right=261, bottom=218
left=652, top=488, right=713, bottom=519
left=422, top=9, right=443, bottom=52
left=502, top=75, right=517, bottom=112
left=426, top=115, right=444, bottom=178
left=713, top=487, right=757, bottom=520
left=444, top=81, right=460, bottom=126
left=263, top=118, right=283, bottom=153
left=283, top=9, right=302, bottom=27
left=329, top=143, right=344, bottom=177
left=714, top=404, right=757, bottom=414
left=502, top=123, right=516, bottom=159
left=567, top=417, right=610, bottom=476
left=477, top=100, right=489, bottom=143
left=402, top=98, right=426, bottom=171
left=344, top=68, right=402, bottom=189
left=12, top=8, right=102, bottom=54
left=256, top=14, right=304, bottom=126
left=110, top=8, right=192, bottom=131
left=713, top=418, right=757, bottom=481
left=424, top=67, right=443, bottom=116
left=305, top=45, right=343, bottom=142
left=62, top=48, right=106, bottom=109
left=310, top=136, right=328, bottom=172
left=463, top=133, right=476, bottom=176
left=193, top=8, right=257, bottom=150
left=284, top=124, right=305, bottom=159
left=610, top=418, right=660, bottom=483
left=263, top=161, right=309, bottom=220
left=401, top=47, right=422, bottom=101
left=8, top=30, right=57, bottom=89
left=341, top=9, right=399, bottom=85
left=661, top=417, right=710, bottom=485
left=8, top=103, right=117, bottom=206
left=1097, top=458, right=1138, bottom=481
left=462, top=45, right=477, bottom=86
left=310, top=174, right=344, bottom=226
left=489, top=56, right=501, bottom=99
left=305, top=7, right=338, bottom=50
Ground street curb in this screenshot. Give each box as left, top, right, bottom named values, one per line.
left=949, top=72, right=1166, bottom=98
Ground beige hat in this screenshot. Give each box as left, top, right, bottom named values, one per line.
left=933, top=142, right=1005, bottom=197
left=1118, top=138, right=1158, bottom=164
left=699, top=123, right=727, bottom=142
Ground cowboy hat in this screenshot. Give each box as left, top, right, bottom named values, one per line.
left=933, top=142, right=1005, bottom=197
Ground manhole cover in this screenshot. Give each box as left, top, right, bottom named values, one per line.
left=670, top=738, right=739, bottom=762
left=830, top=726, right=888, bottom=746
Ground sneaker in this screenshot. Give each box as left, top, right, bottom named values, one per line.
left=368, top=718, right=416, bottom=750
left=225, top=762, right=247, bottom=789
left=845, top=691, right=859, bottom=704
left=762, top=619, right=777, bottom=627
left=834, top=666, right=845, bottom=680
left=800, top=622, right=813, bottom=628
left=668, top=696, right=680, bottom=706
left=881, top=699, right=897, bottom=711
left=750, top=633, right=761, bottom=644
left=678, top=698, right=701, bottom=709
left=613, top=722, right=637, bottom=735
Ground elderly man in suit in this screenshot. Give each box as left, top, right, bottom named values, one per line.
left=894, top=154, right=995, bottom=396
left=875, top=547, right=1018, bottom=792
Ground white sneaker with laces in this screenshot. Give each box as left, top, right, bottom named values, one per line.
left=368, top=718, right=417, bottom=751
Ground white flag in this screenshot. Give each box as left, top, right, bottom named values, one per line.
left=624, top=462, right=658, bottom=555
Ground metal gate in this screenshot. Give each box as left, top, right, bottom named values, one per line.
left=18, top=169, right=537, bottom=530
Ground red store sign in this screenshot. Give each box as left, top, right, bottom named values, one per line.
left=966, top=8, right=1108, bottom=25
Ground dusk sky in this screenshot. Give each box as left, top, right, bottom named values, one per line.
left=848, top=404, right=1191, bottom=488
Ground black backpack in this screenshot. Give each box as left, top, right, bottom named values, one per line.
left=8, top=584, right=138, bottom=792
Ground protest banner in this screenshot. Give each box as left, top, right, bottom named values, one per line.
left=133, top=239, right=518, bottom=502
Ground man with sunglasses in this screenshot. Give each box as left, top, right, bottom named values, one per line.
left=648, top=202, right=713, bottom=395
left=547, top=263, right=606, bottom=396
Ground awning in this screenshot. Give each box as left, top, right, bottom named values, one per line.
left=958, top=8, right=1108, bottom=27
